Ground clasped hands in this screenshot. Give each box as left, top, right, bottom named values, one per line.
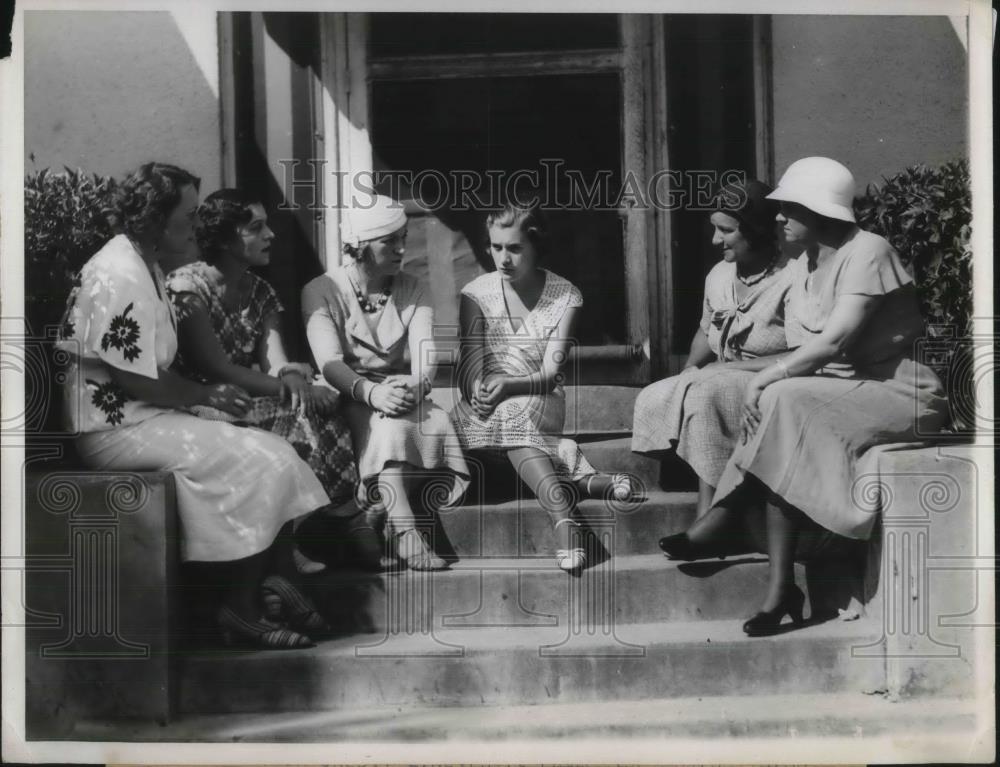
left=469, top=375, right=510, bottom=419
left=367, top=375, right=430, bottom=418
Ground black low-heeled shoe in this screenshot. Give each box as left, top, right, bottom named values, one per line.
left=742, top=585, right=806, bottom=637
left=658, top=533, right=725, bottom=562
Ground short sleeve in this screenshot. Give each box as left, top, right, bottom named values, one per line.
left=566, top=284, right=583, bottom=309
left=698, top=262, right=728, bottom=336
left=73, top=263, right=160, bottom=378
left=838, top=235, right=914, bottom=297
left=302, top=278, right=346, bottom=370
left=166, top=265, right=213, bottom=323
left=249, top=274, right=284, bottom=322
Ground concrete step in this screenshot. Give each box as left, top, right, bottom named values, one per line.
left=295, top=554, right=846, bottom=634
left=69, top=693, right=982, bottom=745
left=177, top=618, right=884, bottom=715
left=434, top=490, right=699, bottom=558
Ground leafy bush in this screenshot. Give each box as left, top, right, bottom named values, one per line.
left=854, top=160, right=972, bottom=335
left=25, top=167, right=118, bottom=336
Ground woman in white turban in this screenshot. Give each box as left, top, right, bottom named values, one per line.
left=302, top=194, right=470, bottom=570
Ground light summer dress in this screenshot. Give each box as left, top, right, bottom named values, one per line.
left=632, top=258, right=792, bottom=486
left=450, top=270, right=599, bottom=479
left=302, top=266, right=470, bottom=507
left=58, top=235, right=329, bottom=562
left=712, top=228, right=948, bottom=539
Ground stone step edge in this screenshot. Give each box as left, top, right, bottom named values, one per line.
left=178, top=616, right=882, bottom=662
left=443, top=489, right=699, bottom=515
left=70, top=693, right=981, bottom=745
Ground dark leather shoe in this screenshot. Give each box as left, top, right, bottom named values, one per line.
left=658, top=533, right=725, bottom=562
left=743, top=586, right=806, bottom=637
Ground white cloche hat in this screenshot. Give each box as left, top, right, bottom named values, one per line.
left=766, top=157, right=857, bottom=223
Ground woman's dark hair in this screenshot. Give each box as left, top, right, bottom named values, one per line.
left=195, top=188, right=260, bottom=264
left=111, top=162, right=200, bottom=242
left=486, top=201, right=550, bottom=260
left=714, top=179, right=779, bottom=250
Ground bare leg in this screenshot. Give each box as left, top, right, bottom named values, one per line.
left=760, top=497, right=800, bottom=612
left=380, top=462, right=446, bottom=570
left=697, top=480, right=715, bottom=519
left=573, top=472, right=632, bottom=500
left=509, top=447, right=577, bottom=552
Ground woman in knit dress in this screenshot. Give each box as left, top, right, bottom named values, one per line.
left=451, top=203, right=630, bottom=572
left=166, top=189, right=378, bottom=575
left=659, top=157, right=949, bottom=636
left=302, top=194, right=470, bottom=571
left=632, top=180, right=792, bottom=526
left=58, top=163, right=331, bottom=649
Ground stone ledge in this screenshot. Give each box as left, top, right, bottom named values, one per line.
left=24, top=470, right=178, bottom=735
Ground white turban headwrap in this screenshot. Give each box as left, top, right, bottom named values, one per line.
left=341, top=193, right=408, bottom=249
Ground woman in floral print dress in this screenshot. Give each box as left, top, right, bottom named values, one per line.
left=167, top=189, right=377, bottom=573
left=58, top=163, right=331, bottom=650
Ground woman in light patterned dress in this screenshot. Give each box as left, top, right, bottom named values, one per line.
left=166, top=189, right=378, bottom=578
left=633, top=180, right=792, bottom=527
left=451, top=203, right=629, bottom=573
left=303, top=194, right=470, bottom=571
left=58, top=163, right=330, bottom=650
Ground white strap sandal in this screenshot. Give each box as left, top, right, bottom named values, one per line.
left=553, top=518, right=586, bottom=573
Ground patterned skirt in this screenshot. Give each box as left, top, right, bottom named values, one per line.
left=632, top=366, right=753, bottom=487
left=451, top=390, right=599, bottom=481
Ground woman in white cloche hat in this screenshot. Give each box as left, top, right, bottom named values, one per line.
left=659, top=157, right=949, bottom=636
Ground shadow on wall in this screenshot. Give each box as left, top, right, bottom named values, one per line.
left=24, top=10, right=222, bottom=193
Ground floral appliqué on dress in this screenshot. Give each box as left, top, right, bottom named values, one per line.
left=86, top=379, right=130, bottom=426
left=100, top=302, right=142, bottom=362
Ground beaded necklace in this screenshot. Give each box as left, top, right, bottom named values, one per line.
left=736, top=258, right=777, bottom=287
left=348, top=268, right=393, bottom=314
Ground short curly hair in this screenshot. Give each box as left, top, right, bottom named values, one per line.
left=195, top=188, right=260, bottom=265
left=111, top=162, right=200, bottom=242
left=485, top=201, right=550, bottom=261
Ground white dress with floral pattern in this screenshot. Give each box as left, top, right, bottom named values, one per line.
left=57, top=235, right=330, bottom=562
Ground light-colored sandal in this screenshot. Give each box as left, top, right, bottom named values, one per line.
left=610, top=473, right=633, bottom=501
left=394, top=527, right=448, bottom=571
left=293, top=546, right=327, bottom=575
left=553, top=518, right=587, bottom=573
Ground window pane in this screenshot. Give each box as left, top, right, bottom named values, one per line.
left=369, top=13, right=619, bottom=58
left=371, top=73, right=626, bottom=346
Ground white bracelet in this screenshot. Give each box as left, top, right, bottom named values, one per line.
left=775, top=360, right=790, bottom=379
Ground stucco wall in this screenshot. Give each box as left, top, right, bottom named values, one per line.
left=24, top=11, right=221, bottom=190
left=771, top=15, right=967, bottom=191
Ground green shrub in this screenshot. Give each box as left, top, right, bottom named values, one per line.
left=853, top=160, right=972, bottom=335
left=25, top=167, right=118, bottom=336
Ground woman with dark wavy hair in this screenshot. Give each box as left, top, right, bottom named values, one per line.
left=633, top=179, right=792, bottom=524
left=166, top=189, right=378, bottom=576
left=57, top=163, right=333, bottom=650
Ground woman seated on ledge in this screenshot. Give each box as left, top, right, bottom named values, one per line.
left=452, top=202, right=634, bottom=574
left=302, top=194, right=470, bottom=571
left=633, top=179, right=792, bottom=522
left=659, top=157, right=949, bottom=637
left=57, top=162, right=332, bottom=650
